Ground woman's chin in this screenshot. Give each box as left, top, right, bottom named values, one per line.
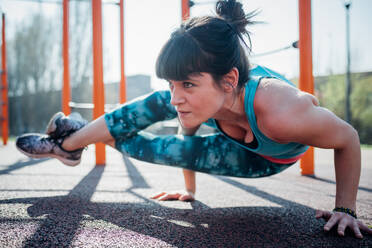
left=179, top=120, right=200, bottom=129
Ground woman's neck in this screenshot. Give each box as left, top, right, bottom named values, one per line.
left=213, top=88, right=247, bottom=124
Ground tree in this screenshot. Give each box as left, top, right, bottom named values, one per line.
left=316, top=72, right=372, bottom=144
left=8, top=14, right=59, bottom=134
left=350, top=74, right=372, bottom=143
left=7, top=3, right=94, bottom=135
left=69, top=1, right=93, bottom=88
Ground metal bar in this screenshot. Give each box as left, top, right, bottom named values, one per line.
left=62, top=0, right=71, bottom=115
left=72, top=0, right=119, bottom=4
left=298, top=0, right=314, bottom=176
left=345, top=3, right=351, bottom=123
left=181, top=0, right=190, bottom=21
left=9, top=0, right=119, bottom=4
left=68, top=101, right=119, bottom=111
left=92, top=0, right=106, bottom=165
left=119, top=0, right=126, bottom=104
left=1, top=14, right=9, bottom=145
left=252, top=45, right=293, bottom=57
left=69, top=102, right=94, bottom=109
left=10, top=0, right=62, bottom=4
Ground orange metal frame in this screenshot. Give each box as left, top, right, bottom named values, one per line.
left=181, top=0, right=190, bottom=21
left=92, top=0, right=106, bottom=165
left=298, top=0, right=315, bottom=175
left=119, top=0, right=126, bottom=104
left=61, top=0, right=126, bottom=165
left=61, top=0, right=313, bottom=171
left=182, top=0, right=314, bottom=175
left=62, top=0, right=70, bottom=116
left=1, top=14, right=9, bottom=146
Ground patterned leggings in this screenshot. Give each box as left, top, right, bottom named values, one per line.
left=104, top=91, right=294, bottom=178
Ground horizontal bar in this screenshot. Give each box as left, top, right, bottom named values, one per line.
left=69, top=101, right=120, bottom=112
left=69, top=102, right=94, bottom=109
left=10, top=0, right=119, bottom=5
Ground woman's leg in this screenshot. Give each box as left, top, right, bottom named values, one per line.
left=62, top=90, right=177, bottom=151
left=61, top=116, right=113, bottom=151
left=116, top=131, right=294, bottom=178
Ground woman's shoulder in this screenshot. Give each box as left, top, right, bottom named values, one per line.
left=253, top=78, right=318, bottom=141
left=254, top=78, right=297, bottom=111
left=254, top=77, right=317, bottom=111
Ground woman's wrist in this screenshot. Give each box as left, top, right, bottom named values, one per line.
left=335, top=197, right=356, bottom=212
left=186, top=189, right=195, bottom=196
left=333, top=207, right=357, bottom=219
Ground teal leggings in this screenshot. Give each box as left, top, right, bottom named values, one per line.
left=104, top=91, right=294, bottom=178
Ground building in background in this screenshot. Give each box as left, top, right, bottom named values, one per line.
left=105, top=74, right=152, bottom=103
left=8, top=74, right=152, bottom=135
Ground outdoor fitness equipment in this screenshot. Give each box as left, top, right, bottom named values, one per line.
left=1, top=13, right=9, bottom=146
left=4, top=0, right=315, bottom=176
left=61, top=0, right=126, bottom=165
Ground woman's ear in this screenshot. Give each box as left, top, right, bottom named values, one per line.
left=223, top=67, right=239, bottom=89
left=222, top=81, right=235, bottom=92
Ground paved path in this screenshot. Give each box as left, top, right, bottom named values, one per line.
left=0, top=142, right=371, bottom=247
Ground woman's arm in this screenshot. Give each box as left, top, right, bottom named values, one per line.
left=183, top=169, right=196, bottom=196
left=256, top=80, right=371, bottom=238
left=151, top=123, right=199, bottom=201
left=179, top=124, right=199, bottom=196
left=270, top=99, right=361, bottom=211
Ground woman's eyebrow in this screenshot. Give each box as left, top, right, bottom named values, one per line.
left=185, top=76, right=202, bottom=82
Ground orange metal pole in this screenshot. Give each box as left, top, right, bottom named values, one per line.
left=298, top=0, right=314, bottom=175
left=62, top=0, right=71, bottom=115
left=92, top=0, right=106, bottom=165
left=119, top=0, right=126, bottom=104
left=181, top=0, right=190, bottom=21
left=1, top=14, right=9, bottom=145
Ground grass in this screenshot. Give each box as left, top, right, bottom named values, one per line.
left=7, top=136, right=16, bottom=142
left=361, top=144, right=372, bottom=149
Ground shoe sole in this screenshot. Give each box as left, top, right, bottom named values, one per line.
left=46, top=112, right=64, bottom=137
left=16, top=146, right=81, bottom=167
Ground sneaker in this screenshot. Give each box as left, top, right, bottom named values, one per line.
left=16, top=133, right=84, bottom=166
left=46, top=112, right=87, bottom=139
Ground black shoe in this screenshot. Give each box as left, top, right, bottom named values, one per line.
left=46, top=112, right=87, bottom=139
left=16, top=133, right=84, bottom=166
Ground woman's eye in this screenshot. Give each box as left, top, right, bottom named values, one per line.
left=183, top=82, right=194, bottom=88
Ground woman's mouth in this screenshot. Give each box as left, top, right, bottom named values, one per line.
left=178, top=111, right=191, bottom=118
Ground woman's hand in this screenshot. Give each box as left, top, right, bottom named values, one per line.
left=316, top=209, right=372, bottom=238
left=151, top=190, right=195, bottom=202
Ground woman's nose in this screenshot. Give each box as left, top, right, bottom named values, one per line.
left=170, top=87, right=185, bottom=106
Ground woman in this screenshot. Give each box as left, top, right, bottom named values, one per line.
left=16, top=0, right=371, bottom=239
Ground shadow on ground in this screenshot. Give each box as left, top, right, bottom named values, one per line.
left=0, top=155, right=371, bottom=247
left=0, top=158, right=50, bottom=175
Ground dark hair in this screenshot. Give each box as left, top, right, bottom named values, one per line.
left=156, top=0, right=257, bottom=91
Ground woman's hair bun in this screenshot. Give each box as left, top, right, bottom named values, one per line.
left=216, top=0, right=257, bottom=34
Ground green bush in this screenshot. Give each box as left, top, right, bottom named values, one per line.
left=316, top=72, right=372, bottom=144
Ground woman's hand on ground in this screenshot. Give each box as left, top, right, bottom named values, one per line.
left=151, top=190, right=195, bottom=202
left=316, top=209, right=372, bottom=238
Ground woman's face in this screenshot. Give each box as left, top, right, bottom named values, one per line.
left=168, top=73, right=226, bottom=128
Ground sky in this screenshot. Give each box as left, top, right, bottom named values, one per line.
left=1, top=0, right=372, bottom=90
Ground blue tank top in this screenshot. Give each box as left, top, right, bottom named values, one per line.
left=206, top=65, right=309, bottom=160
